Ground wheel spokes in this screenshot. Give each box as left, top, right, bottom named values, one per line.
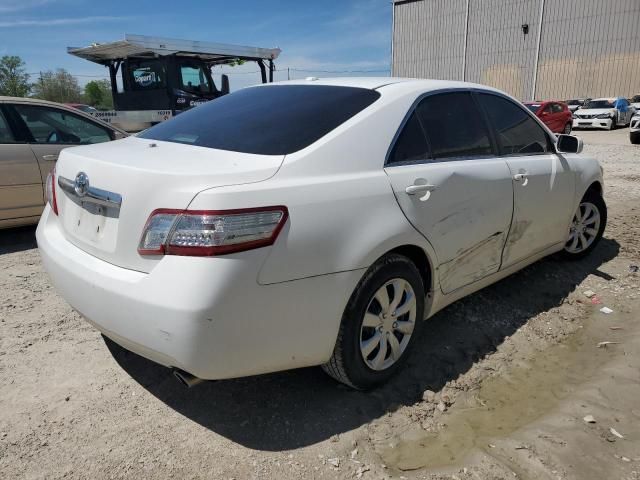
left=387, top=334, right=402, bottom=361
left=394, top=320, right=414, bottom=335
left=374, top=287, right=390, bottom=313
left=362, top=312, right=380, bottom=328
left=388, top=279, right=405, bottom=313
left=394, top=292, right=416, bottom=317
left=579, top=233, right=588, bottom=249
left=371, top=334, right=388, bottom=369
left=361, top=332, right=382, bottom=358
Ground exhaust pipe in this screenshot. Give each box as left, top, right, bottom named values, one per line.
left=172, top=368, right=205, bottom=388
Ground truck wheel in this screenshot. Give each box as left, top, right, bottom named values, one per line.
left=322, top=253, right=425, bottom=390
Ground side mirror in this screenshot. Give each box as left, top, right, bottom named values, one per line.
left=220, top=74, right=230, bottom=95
left=556, top=134, right=583, bottom=154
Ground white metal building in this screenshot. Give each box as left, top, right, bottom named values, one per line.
left=392, top=0, right=640, bottom=101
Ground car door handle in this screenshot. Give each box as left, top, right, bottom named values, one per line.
left=42, top=154, right=58, bottom=161
left=513, top=173, right=527, bottom=181
left=405, top=184, right=437, bottom=195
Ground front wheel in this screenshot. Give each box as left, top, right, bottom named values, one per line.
left=322, top=253, right=425, bottom=390
left=563, top=122, right=572, bottom=134
left=609, top=115, right=617, bottom=130
left=561, top=192, right=607, bottom=259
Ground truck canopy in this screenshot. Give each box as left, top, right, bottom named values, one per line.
left=67, top=34, right=281, bottom=66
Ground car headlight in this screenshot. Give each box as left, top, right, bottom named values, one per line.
left=596, top=113, right=612, bottom=119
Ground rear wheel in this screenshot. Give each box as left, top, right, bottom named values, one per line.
left=322, top=253, right=425, bottom=390
left=561, top=192, right=606, bottom=259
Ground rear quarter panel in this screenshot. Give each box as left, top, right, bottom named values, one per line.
left=188, top=87, right=440, bottom=288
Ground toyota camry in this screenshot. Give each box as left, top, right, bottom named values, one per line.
left=37, top=78, right=606, bottom=389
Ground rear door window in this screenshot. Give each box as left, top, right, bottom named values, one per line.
left=476, top=93, right=552, bottom=156
left=415, top=92, right=493, bottom=160
left=14, top=105, right=112, bottom=144
left=139, top=85, right=381, bottom=155
left=552, top=103, right=564, bottom=113
left=387, top=111, right=430, bottom=165
left=0, top=109, right=16, bottom=143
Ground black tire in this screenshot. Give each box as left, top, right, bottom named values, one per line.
left=631, top=131, right=640, bottom=145
left=563, top=122, right=572, bottom=135
left=322, top=253, right=425, bottom=390
left=609, top=114, right=617, bottom=130
left=561, top=191, right=607, bottom=260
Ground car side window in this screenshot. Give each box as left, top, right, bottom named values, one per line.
left=0, top=109, right=16, bottom=143
left=476, top=93, right=552, bottom=156
left=415, top=92, right=493, bottom=160
left=552, top=103, right=564, bottom=113
left=387, top=111, right=430, bottom=165
left=13, top=105, right=112, bottom=145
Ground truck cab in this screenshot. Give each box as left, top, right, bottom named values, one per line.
left=68, top=34, right=280, bottom=131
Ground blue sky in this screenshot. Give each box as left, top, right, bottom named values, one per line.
left=0, top=0, right=392, bottom=89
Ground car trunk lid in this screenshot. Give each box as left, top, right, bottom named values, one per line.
left=54, top=137, right=284, bottom=273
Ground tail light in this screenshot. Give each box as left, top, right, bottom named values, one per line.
left=138, top=206, right=288, bottom=256
left=45, top=167, right=58, bottom=215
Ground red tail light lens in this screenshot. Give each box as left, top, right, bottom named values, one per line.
left=45, top=168, right=58, bottom=215
left=138, top=206, right=288, bottom=256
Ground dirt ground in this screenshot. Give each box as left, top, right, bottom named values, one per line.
left=1, top=128, right=639, bottom=480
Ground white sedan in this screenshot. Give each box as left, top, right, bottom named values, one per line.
left=572, top=97, right=635, bottom=130
left=37, top=78, right=606, bottom=390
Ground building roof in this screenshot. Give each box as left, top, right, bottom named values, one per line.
left=68, top=34, right=281, bottom=66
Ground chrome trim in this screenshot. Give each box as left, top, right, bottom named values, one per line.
left=58, top=175, right=122, bottom=209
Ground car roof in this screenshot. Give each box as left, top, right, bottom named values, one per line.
left=0, top=96, right=126, bottom=134
left=258, top=76, right=506, bottom=95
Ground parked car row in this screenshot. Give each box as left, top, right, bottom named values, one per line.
left=526, top=96, right=639, bottom=142
left=572, top=97, right=636, bottom=131
left=0, top=97, right=126, bottom=229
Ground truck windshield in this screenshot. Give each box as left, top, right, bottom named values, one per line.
left=138, top=85, right=381, bottom=155
left=179, top=64, right=211, bottom=94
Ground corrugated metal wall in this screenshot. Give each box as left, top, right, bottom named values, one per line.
left=392, top=0, right=640, bottom=100
left=392, top=0, right=467, bottom=80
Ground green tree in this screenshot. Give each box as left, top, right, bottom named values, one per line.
left=31, top=69, right=83, bottom=103
left=84, top=79, right=113, bottom=109
left=0, top=55, right=30, bottom=97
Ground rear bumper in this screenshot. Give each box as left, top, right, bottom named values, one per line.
left=36, top=207, right=362, bottom=379
left=573, top=118, right=612, bottom=129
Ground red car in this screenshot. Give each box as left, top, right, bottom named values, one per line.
left=524, top=100, right=573, bottom=134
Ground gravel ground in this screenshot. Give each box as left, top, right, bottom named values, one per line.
left=1, top=129, right=639, bottom=480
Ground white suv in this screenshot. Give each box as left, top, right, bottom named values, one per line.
left=37, top=78, right=606, bottom=389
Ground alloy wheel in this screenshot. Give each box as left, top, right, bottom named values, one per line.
left=565, top=201, right=601, bottom=254
left=359, top=278, right=417, bottom=371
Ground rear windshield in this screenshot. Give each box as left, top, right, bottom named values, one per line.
left=138, top=85, right=381, bottom=155
left=526, top=104, right=541, bottom=113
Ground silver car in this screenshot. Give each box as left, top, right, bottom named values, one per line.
left=0, top=97, right=126, bottom=228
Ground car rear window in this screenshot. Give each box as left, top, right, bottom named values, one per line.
left=526, top=104, right=541, bottom=113
left=139, top=85, right=381, bottom=155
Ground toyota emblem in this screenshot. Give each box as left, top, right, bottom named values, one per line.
left=74, top=172, right=89, bottom=197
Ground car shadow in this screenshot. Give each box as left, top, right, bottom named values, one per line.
left=105, top=237, right=620, bottom=451
left=0, top=225, right=37, bottom=255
